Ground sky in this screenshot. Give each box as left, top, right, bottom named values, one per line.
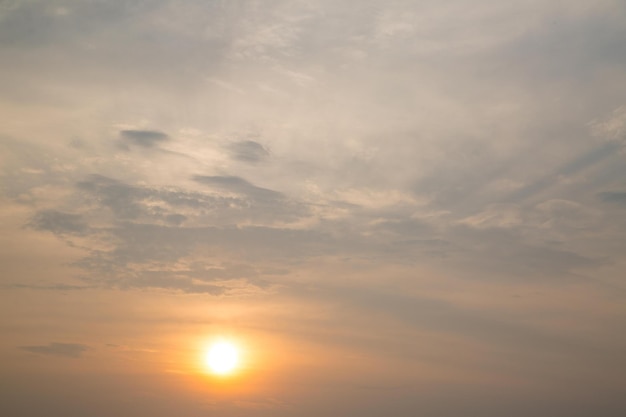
left=1, top=0, right=626, bottom=415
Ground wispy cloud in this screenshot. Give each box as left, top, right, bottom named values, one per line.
left=29, top=209, right=88, bottom=235
left=120, top=130, right=170, bottom=148
left=20, top=343, right=89, bottom=358
left=228, top=140, right=270, bottom=163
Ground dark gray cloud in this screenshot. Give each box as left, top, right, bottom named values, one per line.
left=164, top=213, right=187, bottom=225
left=77, top=175, right=144, bottom=219
left=45, top=171, right=604, bottom=296
left=29, top=210, right=87, bottom=235
left=448, top=224, right=602, bottom=279
left=193, top=175, right=283, bottom=202
left=503, top=143, right=620, bottom=205
left=229, top=140, right=270, bottom=162
left=98, top=223, right=331, bottom=265
left=76, top=174, right=233, bottom=220
left=20, top=343, right=89, bottom=358
left=0, top=1, right=155, bottom=47
left=7, top=284, right=94, bottom=291
left=119, top=130, right=169, bottom=148
left=413, top=139, right=621, bottom=221
left=373, top=219, right=432, bottom=237
left=22, top=169, right=605, bottom=299
left=76, top=174, right=305, bottom=224
left=600, top=191, right=626, bottom=205
left=301, top=283, right=612, bottom=360
left=493, top=6, right=626, bottom=83
left=192, top=175, right=311, bottom=223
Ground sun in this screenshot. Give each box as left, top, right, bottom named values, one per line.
left=205, top=341, right=239, bottom=375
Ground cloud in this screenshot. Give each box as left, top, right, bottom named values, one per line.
left=302, top=283, right=598, bottom=357
left=98, top=222, right=330, bottom=265
left=228, top=140, right=270, bottom=162
left=119, top=130, right=169, bottom=148
left=7, top=284, right=94, bottom=291
left=503, top=143, right=620, bottom=205
left=77, top=175, right=145, bottom=219
left=75, top=174, right=305, bottom=225
left=373, top=219, right=432, bottom=237
left=164, top=213, right=187, bottom=225
left=29, top=210, right=87, bottom=235
left=0, top=1, right=154, bottom=47
left=191, top=175, right=310, bottom=223
left=193, top=175, right=283, bottom=202
left=600, top=191, right=626, bottom=205
left=118, top=272, right=228, bottom=295
left=20, top=342, right=89, bottom=358
left=76, top=174, right=228, bottom=220
left=448, top=224, right=602, bottom=279
left=2, top=3, right=626, bottom=412
left=590, top=106, right=626, bottom=144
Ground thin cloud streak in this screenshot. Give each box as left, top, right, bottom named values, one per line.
left=20, top=343, right=89, bottom=358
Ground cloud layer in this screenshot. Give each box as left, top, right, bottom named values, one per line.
left=1, top=1, right=626, bottom=416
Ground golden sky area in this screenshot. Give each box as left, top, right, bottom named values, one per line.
left=1, top=1, right=626, bottom=416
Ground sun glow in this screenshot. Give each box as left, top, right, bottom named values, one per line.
left=205, top=341, right=239, bottom=375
